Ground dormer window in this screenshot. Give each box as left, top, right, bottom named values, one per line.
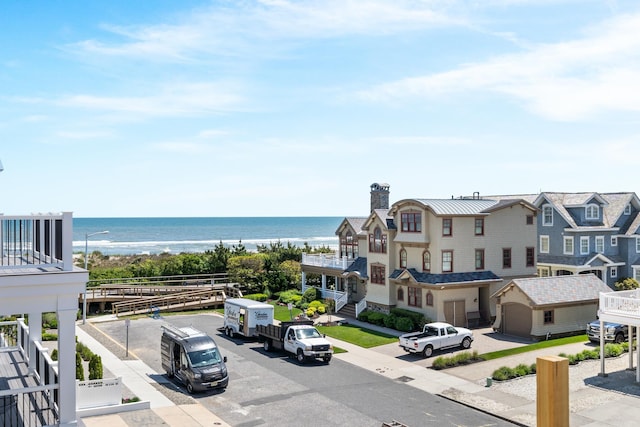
left=625, top=204, right=632, bottom=215
left=401, top=212, right=421, bottom=232
left=585, top=204, right=599, bottom=220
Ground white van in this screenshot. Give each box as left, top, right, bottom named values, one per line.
left=223, top=298, right=274, bottom=338
left=160, top=324, right=228, bottom=393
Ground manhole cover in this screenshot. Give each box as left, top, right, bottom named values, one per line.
left=395, top=376, right=414, bottom=383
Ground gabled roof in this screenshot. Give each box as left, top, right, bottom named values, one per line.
left=492, top=274, right=611, bottom=306
left=336, top=217, right=368, bottom=236
left=389, top=268, right=501, bottom=285
left=623, top=212, right=640, bottom=236
left=538, top=253, right=626, bottom=266
left=362, top=209, right=393, bottom=231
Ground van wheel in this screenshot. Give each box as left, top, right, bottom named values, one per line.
left=263, top=340, right=272, bottom=352
left=296, top=349, right=306, bottom=363
left=187, top=382, right=194, bottom=394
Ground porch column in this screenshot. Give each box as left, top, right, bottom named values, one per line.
left=599, top=319, right=606, bottom=377
left=301, top=271, right=306, bottom=292
left=629, top=325, right=634, bottom=371
left=322, top=274, right=327, bottom=294
left=28, top=312, right=42, bottom=375
left=57, top=308, right=78, bottom=427
left=637, top=326, right=640, bottom=383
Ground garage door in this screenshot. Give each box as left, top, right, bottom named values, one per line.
left=503, top=303, right=532, bottom=338
left=444, top=300, right=466, bottom=326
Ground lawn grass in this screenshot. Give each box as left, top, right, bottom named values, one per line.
left=316, top=324, right=398, bottom=348
left=272, top=303, right=302, bottom=322
left=480, top=334, right=589, bottom=360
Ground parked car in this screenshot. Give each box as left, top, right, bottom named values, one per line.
left=399, top=322, right=473, bottom=358
left=586, top=320, right=629, bottom=343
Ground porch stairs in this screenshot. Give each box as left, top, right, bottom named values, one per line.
left=337, top=302, right=357, bottom=319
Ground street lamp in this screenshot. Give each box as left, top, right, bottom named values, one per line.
left=83, top=230, right=109, bottom=324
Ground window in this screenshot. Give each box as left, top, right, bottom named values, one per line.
left=542, top=205, right=553, bottom=226
left=397, top=287, right=404, bottom=301
left=408, top=287, right=422, bottom=307
left=611, top=267, right=618, bottom=278
left=611, top=236, right=618, bottom=246
left=625, top=204, right=632, bottom=215
left=540, top=235, right=550, bottom=253
left=502, top=248, right=512, bottom=269
left=635, top=268, right=640, bottom=282
left=526, top=215, right=534, bottom=225
left=637, top=237, right=640, bottom=253
left=423, top=251, right=431, bottom=272
left=538, top=267, right=550, bottom=277
left=543, top=310, right=554, bottom=324
left=371, top=265, right=385, bottom=284
left=401, top=212, right=421, bottom=232
left=580, top=236, right=589, bottom=255
left=442, top=218, right=452, bottom=236
left=474, top=218, right=484, bottom=236
left=442, top=250, right=453, bottom=272
left=563, top=236, right=574, bottom=255
left=340, top=231, right=358, bottom=259
left=526, top=247, right=535, bottom=267
left=595, top=236, right=604, bottom=253
left=369, top=226, right=387, bottom=253
left=585, top=204, right=599, bottom=220
left=426, top=291, right=433, bottom=306
left=475, top=249, right=484, bottom=270
left=399, top=248, right=407, bottom=268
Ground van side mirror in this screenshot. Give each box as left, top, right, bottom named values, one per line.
left=223, top=356, right=227, bottom=363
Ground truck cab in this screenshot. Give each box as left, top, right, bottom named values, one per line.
left=586, top=320, right=629, bottom=343
left=161, top=325, right=228, bottom=393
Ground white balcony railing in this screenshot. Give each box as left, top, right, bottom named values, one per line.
left=0, top=212, right=74, bottom=272
left=599, top=289, right=640, bottom=317
left=301, top=253, right=355, bottom=270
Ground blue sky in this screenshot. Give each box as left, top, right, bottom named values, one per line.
left=2, top=0, right=639, bottom=218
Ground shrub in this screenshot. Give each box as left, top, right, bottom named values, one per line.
left=383, top=314, right=397, bottom=329
left=492, top=366, right=515, bottom=381
left=316, top=305, right=326, bottom=315
left=42, top=312, right=58, bottom=329
left=395, top=317, right=414, bottom=332
left=76, top=352, right=84, bottom=381
left=514, top=363, right=531, bottom=377
left=431, top=356, right=447, bottom=370
left=244, top=293, right=268, bottom=301
left=367, top=312, right=386, bottom=326
left=305, top=307, right=316, bottom=317
left=529, top=363, right=537, bottom=374
left=357, top=310, right=372, bottom=322
left=278, top=290, right=302, bottom=304
left=77, top=342, right=94, bottom=361
left=390, top=308, right=427, bottom=330
left=42, top=332, right=58, bottom=341
left=89, top=354, right=103, bottom=380
left=51, top=349, right=58, bottom=361
left=302, top=287, right=317, bottom=304
left=604, top=343, right=623, bottom=358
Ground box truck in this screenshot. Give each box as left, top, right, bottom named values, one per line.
left=223, top=298, right=274, bottom=338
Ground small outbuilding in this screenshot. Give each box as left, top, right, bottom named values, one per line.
left=491, top=274, right=611, bottom=340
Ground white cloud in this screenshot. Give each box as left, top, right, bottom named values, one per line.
left=360, top=13, right=640, bottom=121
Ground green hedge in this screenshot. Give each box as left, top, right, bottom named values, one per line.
left=357, top=309, right=427, bottom=332
left=243, top=293, right=268, bottom=301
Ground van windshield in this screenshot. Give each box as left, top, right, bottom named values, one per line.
left=188, top=348, right=222, bottom=368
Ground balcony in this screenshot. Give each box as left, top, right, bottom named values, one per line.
left=598, top=289, right=640, bottom=325
left=301, top=253, right=355, bottom=270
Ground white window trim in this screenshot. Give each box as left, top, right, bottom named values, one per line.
left=634, top=267, right=640, bottom=282
left=542, top=205, right=553, bottom=226
left=564, top=236, right=574, bottom=255
left=637, top=237, right=640, bottom=253
left=625, top=204, right=632, bottom=215
left=540, top=235, right=550, bottom=254
left=580, top=236, right=589, bottom=255
left=611, top=236, right=618, bottom=246
left=585, top=204, right=599, bottom=220
left=611, top=267, right=618, bottom=278
left=595, top=236, right=604, bottom=253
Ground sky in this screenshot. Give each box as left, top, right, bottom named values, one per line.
left=1, top=0, right=640, bottom=218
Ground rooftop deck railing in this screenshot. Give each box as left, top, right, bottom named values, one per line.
left=301, top=253, right=354, bottom=270
left=0, top=212, right=74, bottom=272
left=599, top=289, right=640, bottom=317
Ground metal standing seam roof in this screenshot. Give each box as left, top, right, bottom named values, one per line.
left=498, top=274, right=611, bottom=306
left=413, top=199, right=500, bottom=216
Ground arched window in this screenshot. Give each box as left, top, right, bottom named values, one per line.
left=340, top=231, right=358, bottom=259
left=400, top=248, right=407, bottom=268
left=397, top=287, right=404, bottom=301
left=369, top=226, right=387, bottom=253
left=423, top=251, right=431, bottom=272
left=426, top=291, right=433, bottom=306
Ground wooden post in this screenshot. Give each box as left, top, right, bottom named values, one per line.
left=537, top=355, right=569, bottom=427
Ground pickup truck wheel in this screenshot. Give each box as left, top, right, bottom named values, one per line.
left=263, top=340, right=272, bottom=352
left=615, top=332, right=625, bottom=344
left=422, top=345, right=433, bottom=358
left=461, top=337, right=472, bottom=349
left=323, top=354, right=332, bottom=363
left=296, top=349, right=306, bottom=363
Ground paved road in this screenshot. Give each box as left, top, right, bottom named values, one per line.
left=92, top=314, right=517, bottom=426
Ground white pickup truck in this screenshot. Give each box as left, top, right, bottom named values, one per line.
left=398, top=322, right=474, bottom=358
left=257, top=320, right=333, bottom=363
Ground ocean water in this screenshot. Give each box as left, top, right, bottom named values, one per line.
left=73, top=217, right=342, bottom=256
